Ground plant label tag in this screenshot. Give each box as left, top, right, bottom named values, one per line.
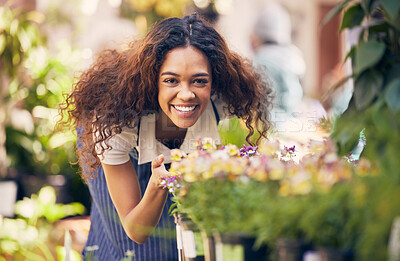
left=176, top=224, right=183, bottom=250
left=388, top=217, right=400, bottom=261
left=182, top=230, right=197, bottom=258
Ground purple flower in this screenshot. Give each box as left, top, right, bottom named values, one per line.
left=280, top=145, right=296, bottom=160
left=344, top=152, right=357, bottom=163
left=240, top=145, right=259, bottom=157
left=160, top=176, right=182, bottom=194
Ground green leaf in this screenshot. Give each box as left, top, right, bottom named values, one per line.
left=384, top=78, right=400, bottom=111
left=321, top=73, right=355, bottom=102
left=344, top=45, right=356, bottom=63
left=380, top=0, right=400, bottom=22
left=322, top=0, right=353, bottom=26
left=355, top=40, right=385, bottom=73
left=168, top=202, right=178, bottom=215
left=386, top=64, right=400, bottom=85
left=0, top=34, right=5, bottom=55
left=354, top=70, right=383, bottom=110
left=340, top=4, right=364, bottom=31
left=361, top=0, right=378, bottom=15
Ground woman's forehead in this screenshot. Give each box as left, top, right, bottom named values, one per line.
left=160, top=46, right=211, bottom=75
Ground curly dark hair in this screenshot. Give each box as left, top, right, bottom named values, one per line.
left=59, top=14, right=273, bottom=178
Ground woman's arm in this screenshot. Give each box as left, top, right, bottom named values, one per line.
left=102, top=154, right=168, bottom=244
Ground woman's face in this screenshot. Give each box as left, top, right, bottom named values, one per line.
left=158, top=45, right=212, bottom=129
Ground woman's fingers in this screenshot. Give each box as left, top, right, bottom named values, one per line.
left=151, top=154, right=165, bottom=170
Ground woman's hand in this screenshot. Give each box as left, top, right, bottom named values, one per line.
left=102, top=156, right=170, bottom=244
left=150, top=154, right=170, bottom=189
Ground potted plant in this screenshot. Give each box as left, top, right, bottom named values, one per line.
left=0, top=186, right=85, bottom=260
left=164, top=137, right=376, bottom=261
left=164, top=138, right=273, bottom=261
left=325, top=0, right=400, bottom=259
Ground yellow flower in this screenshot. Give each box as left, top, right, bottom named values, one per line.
left=183, top=172, right=197, bottom=183
left=279, top=181, right=291, bottom=196
left=170, top=149, right=184, bottom=162
left=224, top=144, right=240, bottom=156
left=202, top=170, right=214, bottom=180
left=270, top=168, right=284, bottom=180
left=339, top=165, right=353, bottom=180
left=202, top=137, right=216, bottom=150
left=292, top=180, right=312, bottom=195
left=210, top=162, right=225, bottom=175
left=249, top=168, right=268, bottom=182
left=356, top=158, right=371, bottom=176
left=258, top=141, right=279, bottom=156
left=187, top=150, right=199, bottom=160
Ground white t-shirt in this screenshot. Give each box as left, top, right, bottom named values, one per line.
left=97, top=98, right=229, bottom=165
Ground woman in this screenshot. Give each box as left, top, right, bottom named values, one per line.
left=61, top=14, right=272, bottom=260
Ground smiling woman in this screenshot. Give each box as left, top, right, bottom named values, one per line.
left=59, top=13, right=273, bottom=261
left=158, top=46, right=212, bottom=132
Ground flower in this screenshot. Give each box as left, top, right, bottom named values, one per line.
left=240, top=145, right=259, bottom=157
left=170, top=149, right=185, bottom=162
left=280, top=145, right=296, bottom=161
left=223, top=144, right=240, bottom=156
left=344, top=152, right=356, bottom=163
left=160, top=175, right=183, bottom=194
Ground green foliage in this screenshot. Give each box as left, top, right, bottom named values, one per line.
left=255, top=193, right=306, bottom=247
left=327, top=0, right=400, bottom=259
left=298, top=183, right=361, bottom=250
left=120, top=0, right=191, bottom=34
left=384, top=78, right=400, bottom=111
left=218, top=118, right=261, bottom=147
left=15, top=186, right=85, bottom=224
left=0, top=5, right=84, bottom=178
left=0, top=186, right=85, bottom=259
left=174, top=172, right=282, bottom=238
left=340, top=4, right=364, bottom=31
left=56, top=245, right=82, bottom=261
left=330, top=0, right=400, bottom=171
left=354, top=40, right=385, bottom=74
left=5, top=41, right=82, bottom=177
left=0, top=7, right=44, bottom=77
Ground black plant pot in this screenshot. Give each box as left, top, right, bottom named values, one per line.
left=174, top=214, right=207, bottom=261
left=18, top=173, right=72, bottom=203
left=317, top=246, right=354, bottom=261
left=276, top=238, right=307, bottom=261
left=214, top=233, right=269, bottom=261
left=200, top=230, right=216, bottom=261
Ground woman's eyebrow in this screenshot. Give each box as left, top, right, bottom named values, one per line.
left=193, top=73, right=210, bottom=77
left=160, top=72, right=210, bottom=77
left=160, top=72, right=179, bottom=76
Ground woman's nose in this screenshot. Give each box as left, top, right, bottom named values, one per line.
left=177, top=84, right=195, bottom=100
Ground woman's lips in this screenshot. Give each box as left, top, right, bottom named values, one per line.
left=172, top=105, right=199, bottom=118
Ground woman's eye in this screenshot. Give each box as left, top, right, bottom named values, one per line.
left=193, top=79, right=209, bottom=86
left=164, top=78, right=178, bottom=84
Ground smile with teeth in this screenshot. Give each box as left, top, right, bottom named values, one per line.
left=173, top=105, right=197, bottom=112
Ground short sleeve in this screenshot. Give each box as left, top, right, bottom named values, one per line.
left=95, top=126, right=138, bottom=165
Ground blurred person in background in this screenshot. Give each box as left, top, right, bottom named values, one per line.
left=250, top=2, right=306, bottom=116
left=250, top=2, right=327, bottom=139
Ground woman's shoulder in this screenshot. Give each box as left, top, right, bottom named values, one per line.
left=109, top=124, right=140, bottom=150
left=96, top=125, right=139, bottom=165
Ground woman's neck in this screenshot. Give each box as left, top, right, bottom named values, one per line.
left=155, top=112, right=187, bottom=149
